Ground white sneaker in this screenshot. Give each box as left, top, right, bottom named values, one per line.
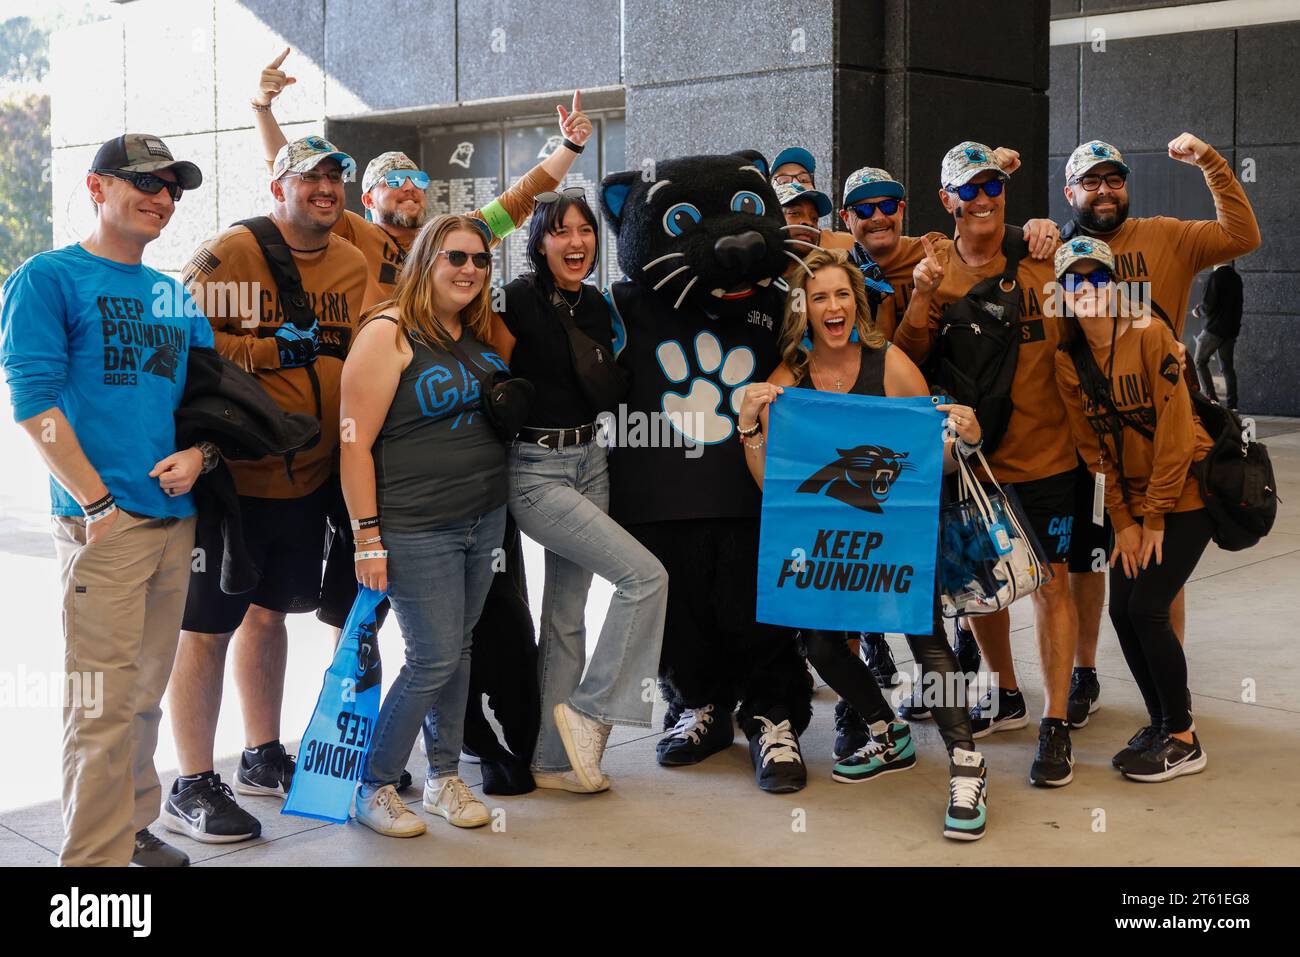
left=355, top=784, right=426, bottom=838
left=532, top=769, right=610, bottom=793
left=422, top=775, right=491, bottom=828
left=553, top=702, right=612, bottom=792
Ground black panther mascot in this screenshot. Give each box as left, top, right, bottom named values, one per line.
left=600, top=151, right=813, bottom=792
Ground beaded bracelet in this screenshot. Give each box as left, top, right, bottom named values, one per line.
left=737, top=420, right=761, bottom=439
left=354, top=550, right=388, bottom=562
left=354, top=535, right=383, bottom=546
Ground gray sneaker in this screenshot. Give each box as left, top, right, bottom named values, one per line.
left=131, top=829, right=190, bottom=867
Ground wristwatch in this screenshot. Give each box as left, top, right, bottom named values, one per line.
left=196, top=440, right=220, bottom=474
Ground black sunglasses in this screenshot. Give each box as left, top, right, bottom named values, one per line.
left=534, top=186, right=587, bottom=204
left=93, top=168, right=183, bottom=202
left=436, top=249, right=492, bottom=269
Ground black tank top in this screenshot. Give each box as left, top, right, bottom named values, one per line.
left=797, top=341, right=889, bottom=396
left=369, top=316, right=507, bottom=531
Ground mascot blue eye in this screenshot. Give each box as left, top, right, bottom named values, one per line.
left=662, top=203, right=702, bottom=236
left=730, top=191, right=765, bottom=216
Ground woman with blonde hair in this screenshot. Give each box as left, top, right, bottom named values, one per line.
left=738, top=248, right=991, bottom=840
left=339, top=214, right=509, bottom=837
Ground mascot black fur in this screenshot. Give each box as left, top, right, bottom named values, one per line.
left=600, top=151, right=813, bottom=793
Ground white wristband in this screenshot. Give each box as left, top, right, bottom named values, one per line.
left=354, top=550, right=388, bottom=562
left=85, top=504, right=118, bottom=525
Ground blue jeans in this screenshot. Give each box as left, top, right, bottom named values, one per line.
left=509, top=439, right=667, bottom=773
left=362, top=507, right=507, bottom=787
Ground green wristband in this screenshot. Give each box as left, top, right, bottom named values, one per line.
left=479, top=199, right=516, bottom=241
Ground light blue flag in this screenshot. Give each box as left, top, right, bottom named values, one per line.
left=756, top=390, right=944, bottom=634
left=282, top=587, right=386, bottom=823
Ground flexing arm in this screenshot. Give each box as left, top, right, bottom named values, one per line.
left=1167, top=133, right=1262, bottom=271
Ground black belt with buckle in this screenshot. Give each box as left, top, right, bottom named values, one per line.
left=518, top=422, right=598, bottom=449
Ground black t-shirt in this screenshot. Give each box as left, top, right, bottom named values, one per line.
left=606, top=280, right=784, bottom=526
left=500, top=276, right=613, bottom=429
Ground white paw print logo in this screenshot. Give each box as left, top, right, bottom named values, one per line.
left=656, top=331, right=756, bottom=445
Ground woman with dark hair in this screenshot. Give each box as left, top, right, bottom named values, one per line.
left=1052, top=237, right=1213, bottom=783
left=737, top=247, right=991, bottom=841
left=340, top=213, right=509, bottom=837
left=491, top=189, right=667, bottom=794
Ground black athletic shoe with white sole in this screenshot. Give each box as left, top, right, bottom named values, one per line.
left=969, top=688, right=1029, bottom=739
left=235, top=742, right=295, bottom=798
left=657, top=703, right=733, bottom=766
left=1066, top=668, right=1101, bottom=728
left=131, top=829, right=189, bottom=867
left=944, top=748, right=988, bottom=841
left=1030, top=720, right=1074, bottom=787
left=1122, top=732, right=1207, bottom=782
left=1111, top=725, right=1162, bottom=770
left=833, top=699, right=872, bottom=759
left=862, top=633, right=900, bottom=687
left=162, top=774, right=261, bottom=844
left=749, top=716, right=807, bottom=793
left=897, top=683, right=932, bottom=721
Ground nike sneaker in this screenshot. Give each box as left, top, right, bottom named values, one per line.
left=1066, top=667, right=1101, bottom=728
left=1122, top=732, right=1207, bottom=783
left=161, top=774, right=261, bottom=844
left=969, top=687, right=1029, bottom=739
left=832, top=720, right=915, bottom=782
left=1030, top=720, right=1074, bottom=787
left=944, top=748, right=988, bottom=841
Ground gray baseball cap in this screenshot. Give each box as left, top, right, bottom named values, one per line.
left=90, top=133, right=202, bottom=189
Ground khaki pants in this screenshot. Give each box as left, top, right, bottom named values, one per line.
left=52, top=510, right=196, bottom=867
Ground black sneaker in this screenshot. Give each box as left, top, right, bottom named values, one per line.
left=953, top=623, right=981, bottom=676
left=833, top=699, right=871, bottom=759
left=897, top=682, right=932, bottom=721
left=1112, top=725, right=1163, bottom=770
left=656, top=703, right=734, bottom=767
left=1030, top=720, right=1074, bottom=787
left=1122, top=731, right=1207, bottom=783
left=748, top=716, right=806, bottom=793
left=969, top=688, right=1029, bottom=739
left=862, top=633, right=900, bottom=687
left=161, top=774, right=261, bottom=844
left=397, top=770, right=413, bottom=792
left=1066, top=668, right=1101, bottom=728
left=131, top=829, right=189, bottom=867
left=944, top=748, right=988, bottom=842
left=235, top=742, right=296, bottom=798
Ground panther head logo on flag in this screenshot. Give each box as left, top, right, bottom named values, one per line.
left=796, top=444, right=916, bottom=514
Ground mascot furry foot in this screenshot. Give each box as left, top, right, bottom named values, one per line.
left=599, top=151, right=814, bottom=792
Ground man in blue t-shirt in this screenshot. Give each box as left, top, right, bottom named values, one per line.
left=0, top=133, right=214, bottom=868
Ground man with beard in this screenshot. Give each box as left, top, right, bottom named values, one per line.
left=1057, top=135, right=1260, bottom=727
left=251, top=49, right=593, bottom=297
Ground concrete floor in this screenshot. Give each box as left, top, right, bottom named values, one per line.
left=2, top=417, right=1299, bottom=867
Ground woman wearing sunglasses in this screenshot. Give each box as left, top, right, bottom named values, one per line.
left=1053, top=238, right=1214, bottom=783
left=490, top=188, right=667, bottom=794
left=737, top=248, right=992, bottom=841
left=339, top=214, right=510, bottom=837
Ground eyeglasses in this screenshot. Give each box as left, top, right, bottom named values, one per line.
left=283, top=169, right=346, bottom=185
left=1070, top=172, right=1127, bottom=192
left=946, top=179, right=1004, bottom=202
left=437, top=249, right=492, bottom=269
left=1061, top=269, right=1113, bottom=291
left=534, top=186, right=587, bottom=204
left=849, top=198, right=900, bottom=219
left=92, top=168, right=183, bottom=202
left=382, top=170, right=430, bottom=190
left=772, top=172, right=814, bottom=186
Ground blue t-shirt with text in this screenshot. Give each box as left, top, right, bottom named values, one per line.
left=0, top=243, right=214, bottom=519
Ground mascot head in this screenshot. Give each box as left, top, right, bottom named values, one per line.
left=796, top=444, right=915, bottom=514
left=600, top=151, right=791, bottom=313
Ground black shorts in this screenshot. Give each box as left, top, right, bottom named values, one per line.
left=1068, top=458, right=1111, bottom=574
left=181, top=483, right=331, bottom=635
left=1001, top=468, right=1077, bottom=566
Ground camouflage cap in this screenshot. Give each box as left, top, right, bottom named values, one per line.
left=940, top=141, right=1008, bottom=188
left=842, top=166, right=905, bottom=205
left=1065, top=140, right=1131, bottom=183
left=90, top=133, right=202, bottom=189
left=271, top=135, right=356, bottom=182
left=1054, top=236, right=1116, bottom=278
left=774, top=181, right=833, bottom=218
left=362, top=151, right=420, bottom=193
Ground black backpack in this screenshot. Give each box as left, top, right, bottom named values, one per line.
left=933, top=225, right=1029, bottom=456
left=1189, top=393, right=1278, bottom=551
left=1069, top=346, right=1277, bottom=552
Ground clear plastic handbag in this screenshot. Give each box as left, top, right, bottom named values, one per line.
left=937, top=446, right=1053, bottom=617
